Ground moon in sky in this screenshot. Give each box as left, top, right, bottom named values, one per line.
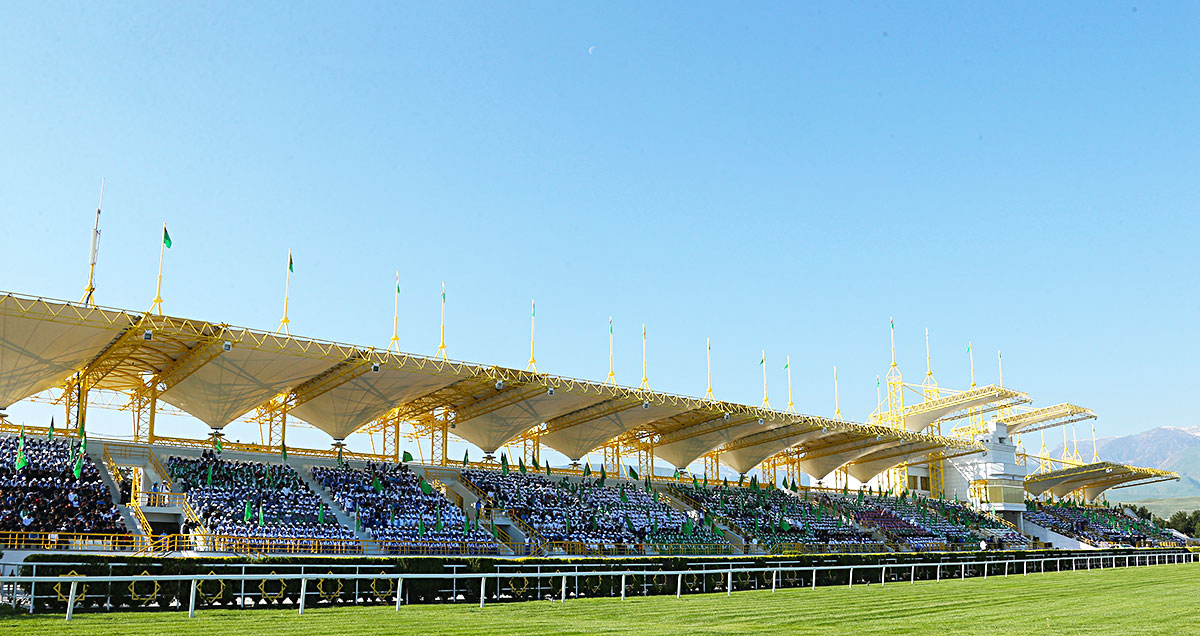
left=588, top=46, right=595, bottom=55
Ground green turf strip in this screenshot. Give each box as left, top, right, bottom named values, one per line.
left=1, top=563, right=1194, bottom=636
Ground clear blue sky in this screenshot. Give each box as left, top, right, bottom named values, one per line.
left=1, top=3, right=1197, bottom=461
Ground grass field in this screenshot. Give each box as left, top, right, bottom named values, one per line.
left=1, top=563, right=1193, bottom=636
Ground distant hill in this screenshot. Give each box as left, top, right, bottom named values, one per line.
left=1048, top=425, right=1200, bottom=499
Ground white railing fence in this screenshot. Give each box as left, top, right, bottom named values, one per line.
left=0, top=550, right=1192, bottom=622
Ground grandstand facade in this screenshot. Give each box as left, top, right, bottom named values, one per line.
left=0, top=290, right=1190, bottom=560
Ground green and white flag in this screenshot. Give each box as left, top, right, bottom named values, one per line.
left=402, top=450, right=413, bottom=463
left=419, top=476, right=434, bottom=495
left=163, top=226, right=173, bottom=249
left=627, top=466, right=638, bottom=481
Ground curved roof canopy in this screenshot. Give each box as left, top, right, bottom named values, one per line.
left=0, top=291, right=991, bottom=473
left=1025, top=462, right=1179, bottom=500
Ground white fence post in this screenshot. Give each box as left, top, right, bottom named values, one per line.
left=677, top=573, right=682, bottom=599
left=396, top=578, right=403, bottom=610
left=727, top=570, right=732, bottom=596
left=188, top=579, right=197, bottom=618
left=298, top=579, right=307, bottom=615
left=560, top=575, right=566, bottom=603
left=621, top=574, right=626, bottom=601
left=771, top=569, right=777, bottom=593
left=479, top=577, right=486, bottom=608
left=65, top=581, right=77, bottom=622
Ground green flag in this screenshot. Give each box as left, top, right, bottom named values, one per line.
left=47, top=417, right=54, bottom=442
left=620, top=484, right=629, bottom=503
left=402, top=450, right=414, bottom=463
left=281, top=444, right=287, bottom=461
left=599, top=464, right=606, bottom=486
left=80, top=429, right=87, bottom=454
left=258, top=504, right=265, bottom=526
left=418, top=518, right=426, bottom=536
left=206, top=464, right=213, bottom=485
left=625, top=515, right=635, bottom=533
left=692, top=475, right=699, bottom=489
left=463, top=517, right=470, bottom=535
left=672, top=468, right=680, bottom=480
left=419, top=476, right=434, bottom=495
left=244, top=501, right=252, bottom=523
left=163, top=226, right=173, bottom=248
left=501, top=453, right=509, bottom=476
left=583, top=462, right=592, bottom=477
left=545, top=460, right=552, bottom=476
left=435, top=509, right=444, bottom=532
left=683, top=517, right=693, bottom=536
left=463, top=449, right=470, bottom=467
left=288, top=252, right=294, bottom=272
left=628, top=466, right=639, bottom=481
left=337, top=445, right=344, bottom=466
left=373, top=473, right=383, bottom=492
left=318, top=507, right=325, bottom=524
left=215, top=436, right=222, bottom=454
left=490, top=517, right=498, bottom=538
left=519, top=457, right=527, bottom=474
left=15, top=447, right=28, bottom=472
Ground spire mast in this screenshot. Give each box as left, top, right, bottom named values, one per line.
left=639, top=323, right=649, bottom=390
left=760, top=350, right=770, bottom=408
left=435, top=281, right=447, bottom=360
left=705, top=338, right=713, bottom=400
left=276, top=249, right=293, bottom=335
left=833, top=365, right=841, bottom=420
left=526, top=300, right=537, bottom=372
left=784, top=355, right=794, bottom=413
left=388, top=271, right=400, bottom=352
left=605, top=316, right=615, bottom=385
left=81, top=179, right=103, bottom=306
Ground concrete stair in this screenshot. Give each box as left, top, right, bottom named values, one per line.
left=87, top=443, right=143, bottom=536
left=294, top=463, right=376, bottom=545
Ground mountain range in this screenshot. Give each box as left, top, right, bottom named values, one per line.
left=1046, top=425, right=1200, bottom=500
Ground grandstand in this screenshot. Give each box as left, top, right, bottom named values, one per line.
left=0, top=289, right=1188, bottom=564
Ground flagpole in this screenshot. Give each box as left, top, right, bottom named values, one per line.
left=81, top=179, right=103, bottom=306
left=436, top=281, right=447, bottom=360
left=389, top=271, right=400, bottom=352
left=277, top=249, right=292, bottom=335
left=968, top=341, right=975, bottom=387
left=639, top=323, right=649, bottom=390
left=833, top=365, right=841, bottom=420
left=997, top=350, right=1003, bottom=388
left=760, top=349, right=770, bottom=408
left=785, top=355, right=794, bottom=413
left=151, top=223, right=166, bottom=315
left=526, top=300, right=537, bottom=372
left=705, top=338, right=713, bottom=400
left=606, top=317, right=615, bottom=385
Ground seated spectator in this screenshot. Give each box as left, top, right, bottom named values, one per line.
left=0, top=435, right=128, bottom=536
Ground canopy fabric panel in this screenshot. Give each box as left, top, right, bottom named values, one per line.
left=539, top=402, right=688, bottom=462
left=654, top=418, right=770, bottom=469
left=720, top=427, right=825, bottom=475
left=0, top=296, right=132, bottom=407
left=158, top=333, right=339, bottom=429
left=844, top=442, right=929, bottom=483
left=453, top=391, right=606, bottom=454
left=288, top=359, right=463, bottom=441
left=796, top=445, right=882, bottom=482
left=902, top=385, right=1022, bottom=433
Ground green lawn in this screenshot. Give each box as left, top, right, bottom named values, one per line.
left=2, top=563, right=1194, bottom=636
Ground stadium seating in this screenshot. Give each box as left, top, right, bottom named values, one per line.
left=461, top=469, right=726, bottom=551
left=311, top=463, right=498, bottom=553
left=1025, top=501, right=1177, bottom=547
left=0, top=435, right=128, bottom=535
left=167, top=452, right=353, bottom=544
left=671, top=483, right=879, bottom=551
left=832, top=493, right=1029, bottom=550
